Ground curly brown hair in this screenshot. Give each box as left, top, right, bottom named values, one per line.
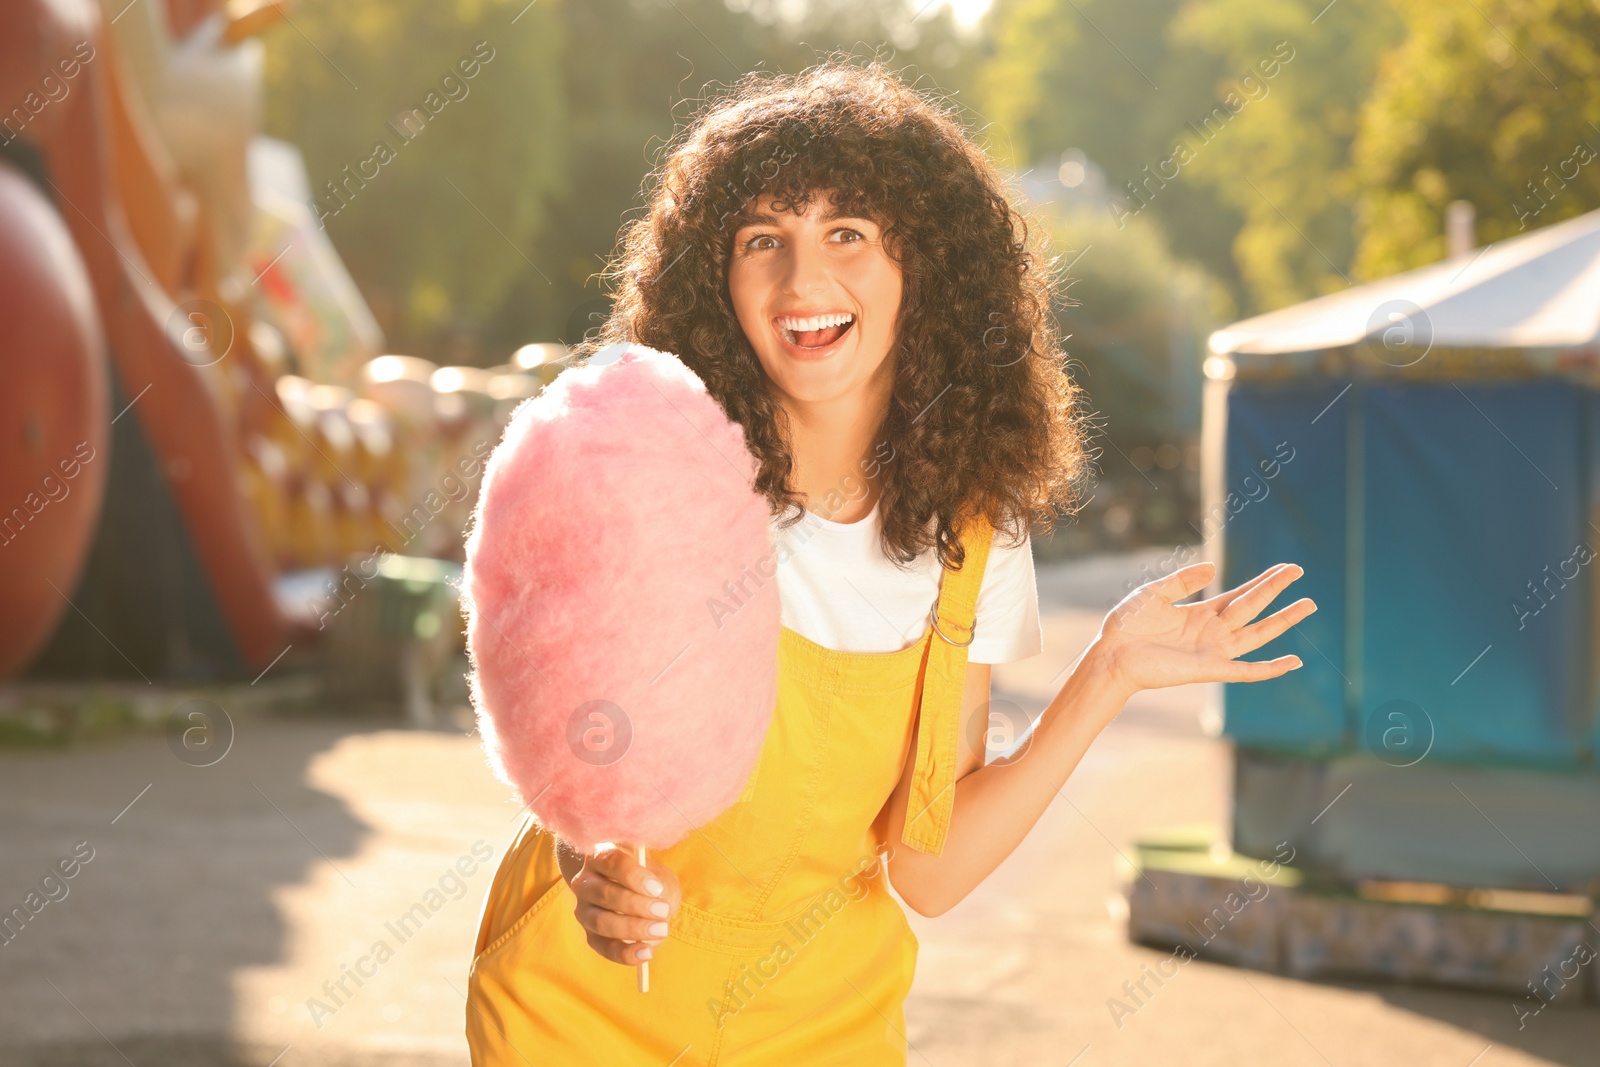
left=580, top=58, right=1091, bottom=571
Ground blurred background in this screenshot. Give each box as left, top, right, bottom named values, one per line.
left=2, top=0, right=1599, bottom=1063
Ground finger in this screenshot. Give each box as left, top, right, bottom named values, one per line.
left=587, top=875, right=672, bottom=920
left=585, top=929, right=655, bottom=967
left=1199, top=562, right=1292, bottom=613
left=1219, top=564, right=1305, bottom=629
left=1218, top=653, right=1303, bottom=682
left=589, top=845, right=668, bottom=899
left=1141, top=561, right=1216, bottom=605
left=574, top=900, right=671, bottom=943
left=641, top=856, right=682, bottom=913
left=1228, top=597, right=1317, bottom=656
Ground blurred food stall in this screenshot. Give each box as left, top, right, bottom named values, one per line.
left=1127, top=206, right=1600, bottom=1000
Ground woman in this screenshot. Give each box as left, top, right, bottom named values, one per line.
left=464, top=60, right=1313, bottom=1065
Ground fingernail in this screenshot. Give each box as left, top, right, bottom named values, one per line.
left=637, top=945, right=653, bottom=961
left=649, top=901, right=670, bottom=918
left=1291, top=657, right=1303, bottom=668
left=648, top=921, right=669, bottom=938
left=644, top=877, right=664, bottom=896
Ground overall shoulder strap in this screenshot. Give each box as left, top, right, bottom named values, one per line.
left=901, top=504, right=996, bottom=856
left=928, top=507, right=995, bottom=646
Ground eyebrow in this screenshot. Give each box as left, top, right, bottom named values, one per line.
left=733, top=207, right=875, bottom=230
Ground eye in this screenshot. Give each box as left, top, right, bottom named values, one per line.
left=833, top=227, right=865, bottom=243
left=744, top=233, right=779, bottom=251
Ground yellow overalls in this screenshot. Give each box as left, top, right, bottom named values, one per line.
left=464, top=510, right=995, bottom=1065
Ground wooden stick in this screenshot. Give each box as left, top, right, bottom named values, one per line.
left=636, top=843, right=650, bottom=993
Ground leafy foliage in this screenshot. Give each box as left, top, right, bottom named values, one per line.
left=264, top=0, right=1600, bottom=354
left=1170, top=0, right=1400, bottom=303
left=263, top=0, right=973, bottom=361
left=262, top=0, right=567, bottom=352
left=1353, top=0, right=1600, bottom=277
left=974, top=0, right=1245, bottom=297
left=975, top=0, right=1402, bottom=312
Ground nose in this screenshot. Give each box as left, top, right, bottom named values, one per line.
left=779, top=233, right=829, bottom=297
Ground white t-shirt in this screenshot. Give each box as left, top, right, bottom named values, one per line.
left=768, top=500, right=1043, bottom=664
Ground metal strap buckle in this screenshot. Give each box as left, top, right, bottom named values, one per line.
left=927, top=604, right=976, bottom=647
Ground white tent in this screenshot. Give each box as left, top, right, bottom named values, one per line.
left=1208, top=207, right=1600, bottom=356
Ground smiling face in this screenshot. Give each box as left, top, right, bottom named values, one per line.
left=726, top=192, right=904, bottom=408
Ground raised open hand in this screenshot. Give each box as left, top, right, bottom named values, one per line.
left=1096, top=561, right=1315, bottom=697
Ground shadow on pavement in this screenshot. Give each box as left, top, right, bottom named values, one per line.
left=0, top=712, right=385, bottom=1066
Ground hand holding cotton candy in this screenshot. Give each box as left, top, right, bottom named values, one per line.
left=461, top=343, right=780, bottom=856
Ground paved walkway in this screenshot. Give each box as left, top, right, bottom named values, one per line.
left=0, top=548, right=1593, bottom=1065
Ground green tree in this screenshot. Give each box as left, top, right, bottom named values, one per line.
left=975, top=0, right=1406, bottom=313
left=974, top=0, right=1246, bottom=299
left=265, top=0, right=974, bottom=362
left=262, top=0, right=567, bottom=355
left=1046, top=203, right=1231, bottom=442
left=1352, top=0, right=1600, bottom=278
left=1168, top=0, right=1399, bottom=308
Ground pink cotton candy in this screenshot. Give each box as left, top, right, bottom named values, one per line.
left=461, top=344, right=780, bottom=852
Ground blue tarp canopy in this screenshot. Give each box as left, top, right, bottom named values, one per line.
left=1205, top=210, right=1600, bottom=770
left=1210, top=208, right=1600, bottom=359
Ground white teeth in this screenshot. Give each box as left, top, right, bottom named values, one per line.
left=777, top=312, right=854, bottom=333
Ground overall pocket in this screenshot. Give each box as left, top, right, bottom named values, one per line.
left=469, top=821, right=570, bottom=972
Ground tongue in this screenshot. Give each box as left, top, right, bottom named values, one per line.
left=794, top=322, right=849, bottom=348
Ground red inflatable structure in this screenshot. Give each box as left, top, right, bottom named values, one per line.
left=1, top=0, right=558, bottom=685
left=1, top=0, right=289, bottom=679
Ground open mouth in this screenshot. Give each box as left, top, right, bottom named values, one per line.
left=776, top=312, right=855, bottom=350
